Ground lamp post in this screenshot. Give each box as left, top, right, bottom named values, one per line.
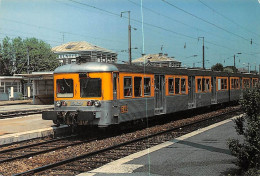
left=198, top=37, right=205, bottom=69
left=121, top=11, right=133, bottom=65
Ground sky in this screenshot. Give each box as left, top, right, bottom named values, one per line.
left=0, top=0, right=260, bottom=71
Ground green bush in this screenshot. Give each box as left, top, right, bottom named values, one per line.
left=228, top=85, right=260, bottom=175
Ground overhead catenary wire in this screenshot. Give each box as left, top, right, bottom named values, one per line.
left=66, top=0, right=242, bottom=54
left=198, top=0, right=260, bottom=39
left=161, top=0, right=260, bottom=46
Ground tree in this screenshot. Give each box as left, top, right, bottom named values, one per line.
left=224, top=66, right=238, bottom=73
left=228, top=86, right=260, bottom=175
left=211, top=63, right=224, bottom=71
left=0, top=36, right=59, bottom=75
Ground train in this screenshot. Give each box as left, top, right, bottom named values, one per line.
left=42, top=62, right=259, bottom=127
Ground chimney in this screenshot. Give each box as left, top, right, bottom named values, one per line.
left=164, top=53, right=168, bottom=56
left=159, top=53, right=163, bottom=56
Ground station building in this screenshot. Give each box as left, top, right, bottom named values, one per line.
left=52, top=41, right=118, bottom=65
left=132, top=53, right=181, bottom=68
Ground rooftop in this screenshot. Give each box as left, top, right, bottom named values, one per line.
left=52, top=41, right=116, bottom=54
left=132, top=53, right=181, bottom=63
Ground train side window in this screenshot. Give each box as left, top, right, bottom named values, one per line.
left=217, top=78, right=221, bottom=90
left=124, top=77, right=132, bottom=97
left=144, top=77, right=151, bottom=96
left=134, top=77, right=142, bottom=97
left=242, top=79, right=250, bottom=88
left=197, top=78, right=202, bottom=92
left=80, top=78, right=101, bottom=97
left=168, top=78, right=174, bottom=94
left=175, top=78, right=180, bottom=94
left=235, top=79, right=240, bottom=89
left=252, top=79, right=258, bottom=87
left=202, top=78, right=205, bottom=92
left=221, top=78, right=227, bottom=90
left=205, top=78, right=210, bottom=92
left=231, top=79, right=235, bottom=89
left=181, top=78, right=186, bottom=94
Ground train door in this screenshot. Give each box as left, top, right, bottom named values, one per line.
left=113, top=72, right=118, bottom=100
left=154, top=75, right=165, bottom=114
left=211, top=76, right=217, bottom=104
left=188, top=76, right=195, bottom=108
left=112, top=72, right=119, bottom=124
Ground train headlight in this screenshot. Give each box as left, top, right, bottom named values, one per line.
left=94, top=100, right=101, bottom=107
left=56, top=101, right=61, bottom=107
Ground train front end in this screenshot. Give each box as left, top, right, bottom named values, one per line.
left=42, top=62, right=118, bottom=127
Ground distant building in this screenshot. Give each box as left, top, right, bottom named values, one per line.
left=52, top=41, right=117, bottom=65
left=132, top=53, right=181, bottom=67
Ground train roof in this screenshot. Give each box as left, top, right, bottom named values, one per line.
left=54, top=62, right=259, bottom=78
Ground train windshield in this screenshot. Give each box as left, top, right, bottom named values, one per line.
left=56, top=79, right=73, bottom=98
left=80, top=78, right=101, bottom=97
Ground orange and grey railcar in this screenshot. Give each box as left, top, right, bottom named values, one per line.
left=42, top=62, right=259, bottom=127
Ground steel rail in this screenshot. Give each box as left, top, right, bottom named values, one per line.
left=0, top=135, right=76, bottom=154
left=0, top=137, right=98, bottom=164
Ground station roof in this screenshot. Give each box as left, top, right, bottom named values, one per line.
left=15, top=72, right=53, bottom=80
left=52, top=41, right=116, bottom=54
left=0, top=76, right=23, bottom=80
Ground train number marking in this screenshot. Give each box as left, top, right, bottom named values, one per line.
left=120, top=105, right=128, bottom=113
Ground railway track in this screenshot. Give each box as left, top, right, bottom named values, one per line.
left=0, top=135, right=96, bottom=164
left=0, top=106, right=240, bottom=176
left=0, top=109, right=53, bottom=119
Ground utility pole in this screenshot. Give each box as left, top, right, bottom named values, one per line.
left=233, top=52, right=242, bottom=68
left=121, top=11, right=132, bottom=65
left=198, top=37, right=205, bottom=69
left=27, top=48, right=30, bottom=74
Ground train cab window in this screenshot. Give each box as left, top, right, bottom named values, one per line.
left=134, top=77, right=142, bottom=97
left=175, top=78, right=180, bottom=94
left=56, top=79, right=73, bottom=98
left=144, top=77, right=151, bottom=96
left=181, top=78, right=186, bottom=94
left=80, top=78, right=101, bottom=97
left=124, top=77, right=132, bottom=97
left=168, top=78, right=174, bottom=94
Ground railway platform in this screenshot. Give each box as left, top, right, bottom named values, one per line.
left=0, top=103, right=68, bottom=145
left=79, top=118, right=240, bottom=176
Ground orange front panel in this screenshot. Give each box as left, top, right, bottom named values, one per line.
left=54, top=72, right=113, bottom=101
